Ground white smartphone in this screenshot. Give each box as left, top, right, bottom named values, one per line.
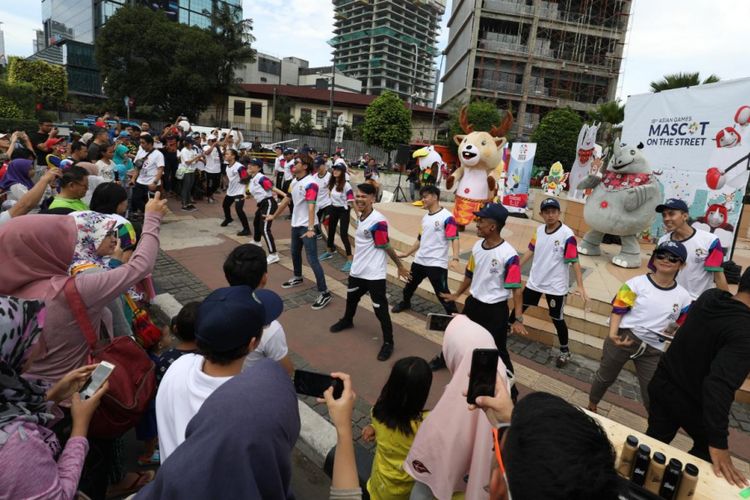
left=80, top=361, right=115, bottom=399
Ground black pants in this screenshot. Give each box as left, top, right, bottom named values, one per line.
left=327, top=206, right=352, bottom=255
left=316, top=205, right=331, bottom=237
left=509, top=288, right=569, bottom=347
left=275, top=172, right=285, bottom=190
left=131, top=183, right=149, bottom=214
left=206, top=172, right=221, bottom=198
left=253, top=197, right=278, bottom=254
left=222, top=194, right=250, bottom=232
left=463, top=294, right=518, bottom=399
left=343, top=276, right=393, bottom=344
left=281, top=179, right=294, bottom=214
left=646, top=375, right=711, bottom=461
left=401, top=262, right=457, bottom=314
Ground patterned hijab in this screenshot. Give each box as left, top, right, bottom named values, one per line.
left=0, top=296, right=55, bottom=449
left=69, top=211, right=118, bottom=273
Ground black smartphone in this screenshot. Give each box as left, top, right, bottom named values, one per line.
left=426, top=313, right=454, bottom=332
left=294, top=369, right=343, bottom=399
left=467, top=349, right=499, bottom=405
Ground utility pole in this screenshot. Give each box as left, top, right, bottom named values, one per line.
left=327, top=51, right=336, bottom=154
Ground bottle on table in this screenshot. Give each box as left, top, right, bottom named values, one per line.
left=617, top=435, right=639, bottom=478
left=659, top=458, right=683, bottom=500
left=674, top=463, right=699, bottom=500
left=631, top=444, right=652, bottom=486
left=644, top=452, right=667, bottom=494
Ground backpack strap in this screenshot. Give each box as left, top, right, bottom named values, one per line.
left=63, top=277, right=98, bottom=351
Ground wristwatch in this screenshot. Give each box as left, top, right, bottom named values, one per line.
left=515, top=316, right=524, bottom=324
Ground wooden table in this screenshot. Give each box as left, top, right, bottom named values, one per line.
left=586, top=410, right=741, bottom=499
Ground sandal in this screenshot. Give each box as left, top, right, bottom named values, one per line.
left=106, top=470, right=155, bottom=499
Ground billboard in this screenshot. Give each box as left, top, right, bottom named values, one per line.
left=502, top=142, right=536, bottom=213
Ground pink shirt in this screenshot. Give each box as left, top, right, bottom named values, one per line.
left=26, top=212, right=163, bottom=385
left=0, top=421, right=88, bottom=500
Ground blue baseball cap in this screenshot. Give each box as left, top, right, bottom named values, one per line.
left=196, top=286, right=283, bottom=351
left=474, top=203, right=509, bottom=226
left=118, top=131, right=130, bottom=138
left=540, top=198, right=561, bottom=211
left=656, top=198, right=688, bottom=213
left=250, top=158, right=264, bottom=168
left=314, top=156, right=325, bottom=167
left=654, top=240, right=687, bottom=262
left=283, top=148, right=294, bottom=155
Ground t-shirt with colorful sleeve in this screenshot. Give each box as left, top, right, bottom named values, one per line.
left=658, top=228, right=725, bottom=300
left=611, top=274, right=692, bottom=350
left=414, top=207, right=459, bottom=269
left=467, top=239, right=521, bottom=304
left=526, top=223, right=578, bottom=296
left=290, top=174, right=319, bottom=228
left=350, top=209, right=391, bottom=280
left=331, top=181, right=354, bottom=208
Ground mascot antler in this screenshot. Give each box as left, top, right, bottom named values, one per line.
left=458, top=105, right=474, bottom=134
left=490, top=110, right=514, bottom=138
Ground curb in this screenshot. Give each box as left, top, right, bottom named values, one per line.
left=150, top=292, right=337, bottom=466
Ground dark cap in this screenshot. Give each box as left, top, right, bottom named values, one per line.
left=249, top=158, right=264, bottom=168
left=540, top=198, right=561, bottom=211
left=333, top=162, right=347, bottom=172
left=314, top=156, right=325, bottom=166
left=654, top=240, right=687, bottom=262
left=474, top=203, right=509, bottom=226
left=656, top=198, right=689, bottom=213
left=196, top=286, right=283, bottom=351
left=283, top=148, right=294, bottom=155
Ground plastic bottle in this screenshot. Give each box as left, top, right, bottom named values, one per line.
left=630, top=444, right=652, bottom=486
left=659, top=458, right=683, bottom=500
left=644, top=452, right=667, bottom=494
left=617, top=435, right=639, bottom=478
left=674, top=463, right=699, bottom=500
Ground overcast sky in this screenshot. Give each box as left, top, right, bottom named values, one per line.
left=1, top=0, right=748, bottom=102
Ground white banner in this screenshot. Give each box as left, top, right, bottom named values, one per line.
left=622, top=78, right=750, bottom=258
left=501, top=142, right=536, bottom=213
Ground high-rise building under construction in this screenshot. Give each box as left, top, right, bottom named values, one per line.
left=442, top=0, right=632, bottom=136
left=331, top=0, right=446, bottom=108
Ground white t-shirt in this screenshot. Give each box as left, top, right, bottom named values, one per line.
left=226, top=161, right=245, bottom=197
left=247, top=173, right=274, bottom=203
left=657, top=228, right=724, bottom=300
left=331, top=181, right=354, bottom=208
left=526, top=223, right=579, bottom=296
left=290, top=174, right=319, bottom=228
left=314, top=171, right=332, bottom=209
left=178, top=147, right=198, bottom=174
left=191, top=145, right=205, bottom=171
left=95, top=159, right=115, bottom=183
left=466, top=239, right=522, bottom=304
left=242, top=320, right=289, bottom=371
left=135, top=149, right=165, bottom=186
left=283, top=158, right=294, bottom=181
left=274, top=156, right=284, bottom=174
left=156, top=353, right=232, bottom=462
left=350, top=209, right=390, bottom=280
left=203, top=145, right=221, bottom=174
left=414, top=207, right=459, bottom=269
left=612, top=274, right=692, bottom=351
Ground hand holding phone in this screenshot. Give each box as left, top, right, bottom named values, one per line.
left=294, top=369, right=344, bottom=399
left=467, top=349, right=499, bottom=405
left=426, top=313, right=454, bottom=332
left=79, top=361, right=115, bottom=400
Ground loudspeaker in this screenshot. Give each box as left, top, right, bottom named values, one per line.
left=395, top=144, right=411, bottom=165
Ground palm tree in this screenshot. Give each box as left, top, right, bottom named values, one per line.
left=649, top=72, right=720, bottom=93
left=587, top=99, right=624, bottom=147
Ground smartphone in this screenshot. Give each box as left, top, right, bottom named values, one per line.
left=80, top=361, right=115, bottom=399
left=426, top=313, right=454, bottom=332
left=294, top=369, right=343, bottom=399
left=467, top=349, right=499, bottom=405
left=147, top=191, right=156, bottom=199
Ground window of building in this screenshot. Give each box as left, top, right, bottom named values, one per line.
left=316, top=110, right=327, bottom=127
left=233, top=100, right=246, bottom=117
left=332, top=112, right=342, bottom=125
left=258, top=57, right=281, bottom=76
left=300, top=108, right=312, bottom=120
left=250, top=103, right=262, bottom=118
left=352, top=114, right=365, bottom=127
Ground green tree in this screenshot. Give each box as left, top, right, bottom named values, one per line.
left=290, top=114, right=313, bottom=135
left=361, top=91, right=411, bottom=159
left=531, top=108, right=583, bottom=173
left=96, top=5, right=224, bottom=119
left=444, top=100, right=505, bottom=154
left=7, top=57, right=67, bottom=108
left=208, top=3, right=256, bottom=123
left=273, top=95, right=292, bottom=138
left=587, top=99, right=624, bottom=146
left=649, top=72, right=720, bottom=93
left=0, top=80, right=37, bottom=118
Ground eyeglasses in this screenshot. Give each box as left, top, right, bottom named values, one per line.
left=654, top=252, right=681, bottom=263
left=489, top=423, right=512, bottom=499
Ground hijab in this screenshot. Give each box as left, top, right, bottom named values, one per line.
left=68, top=211, right=118, bottom=273
left=404, top=315, right=509, bottom=500
left=0, top=159, right=34, bottom=191
left=0, top=296, right=55, bottom=449
left=136, top=359, right=300, bottom=500
left=0, top=214, right=77, bottom=299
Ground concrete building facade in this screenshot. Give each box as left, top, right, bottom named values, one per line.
left=235, top=54, right=363, bottom=93
left=331, top=0, right=445, bottom=108
left=442, top=0, right=632, bottom=137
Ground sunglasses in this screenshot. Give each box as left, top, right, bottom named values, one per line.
left=654, top=252, right=682, bottom=263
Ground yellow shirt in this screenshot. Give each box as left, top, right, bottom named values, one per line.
left=367, top=413, right=428, bottom=500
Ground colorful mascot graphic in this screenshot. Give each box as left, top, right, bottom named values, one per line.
left=576, top=142, right=663, bottom=268
left=568, top=122, right=600, bottom=200
left=541, top=161, right=569, bottom=196
left=446, top=106, right=513, bottom=227
left=706, top=105, right=750, bottom=192
left=411, top=146, right=445, bottom=207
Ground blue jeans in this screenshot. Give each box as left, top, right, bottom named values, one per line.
left=290, top=225, right=328, bottom=292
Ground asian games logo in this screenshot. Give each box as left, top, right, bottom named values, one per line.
left=489, top=258, right=500, bottom=274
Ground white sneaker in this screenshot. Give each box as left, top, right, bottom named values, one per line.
left=250, top=240, right=262, bottom=247
left=267, top=253, right=280, bottom=264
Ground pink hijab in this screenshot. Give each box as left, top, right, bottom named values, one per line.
left=0, top=215, right=77, bottom=299
left=404, top=315, right=508, bottom=500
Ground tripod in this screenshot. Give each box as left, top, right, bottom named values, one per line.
left=392, top=163, right=408, bottom=202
